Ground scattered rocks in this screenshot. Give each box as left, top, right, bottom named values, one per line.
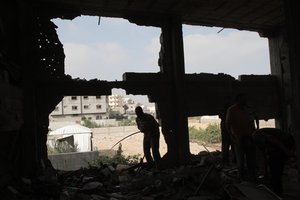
left=1, top=151, right=297, bottom=199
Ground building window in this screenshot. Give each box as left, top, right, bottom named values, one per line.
left=72, top=106, right=78, bottom=110
left=71, top=96, right=77, bottom=100
left=96, top=105, right=102, bottom=109
left=96, top=96, right=101, bottom=99
left=84, top=105, right=89, bottom=109
left=83, top=96, right=88, bottom=99
left=96, top=115, right=101, bottom=120
left=55, top=106, right=59, bottom=111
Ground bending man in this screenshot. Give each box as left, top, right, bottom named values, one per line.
left=253, top=128, right=294, bottom=196
left=135, top=106, right=161, bottom=169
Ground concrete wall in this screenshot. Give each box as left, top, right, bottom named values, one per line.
left=48, top=151, right=99, bottom=171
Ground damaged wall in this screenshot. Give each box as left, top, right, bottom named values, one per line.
left=0, top=1, right=24, bottom=187
left=1, top=0, right=300, bottom=185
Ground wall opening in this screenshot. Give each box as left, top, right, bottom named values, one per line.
left=183, top=26, right=271, bottom=78
left=187, top=115, right=276, bottom=156
left=188, top=116, right=221, bottom=155
left=47, top=90, right=158, bottom=170
left=52, top=16, right=160, bottom=81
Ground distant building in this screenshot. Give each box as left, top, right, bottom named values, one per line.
left=123, top=97, right=135, bottom=104
left=123, top=98, right=156, bottom=116
left=108, top=95, right=124, bottom=109
left=123, top=97, right=138, bottom=114
left=50, top=96, right=109, bottom=121
left=143, top=105, right=156, bottom=116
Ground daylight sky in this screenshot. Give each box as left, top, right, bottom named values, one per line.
left=52, top=16, right=271, bottom=104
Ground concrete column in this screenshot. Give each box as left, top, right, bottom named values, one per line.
left=159, top=16, right=190, bottom=165
left=19, top=2, right=39, bottom=177
left=269, top=31, right=290, bottom=131
left=283, top=0, right=300, bottom=180
left=0, top=1, right=24, bottom=182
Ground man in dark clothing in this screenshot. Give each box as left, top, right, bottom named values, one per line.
left=226, top=93, right=259, bottom=181
left=253, top=128, right=294, bottom=196
left=135, top=106, right=161, bottom=168
left=219, top=101, right=235, bottom=164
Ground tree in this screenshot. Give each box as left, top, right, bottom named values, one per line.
left=123, top=104, right=129, bottom=114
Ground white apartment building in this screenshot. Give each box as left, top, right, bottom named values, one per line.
left=50, top=96, right=108, bottom=120
left=108, top=95, right=124, bottom=109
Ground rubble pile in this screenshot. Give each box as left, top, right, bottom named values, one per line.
left=56, top=151, right=230, bottom=200
left=1, top=150, right=296, bottom=200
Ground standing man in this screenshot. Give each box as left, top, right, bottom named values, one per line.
left=135, top=106, right=161, bottom=169
left=219, top=100, right=235, bottom=164
left=226, top=93, right=259, bottom=181
left=253, top=128, right=294, bottom=196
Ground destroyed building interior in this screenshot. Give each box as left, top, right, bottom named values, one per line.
left=1, top=0, right=300, bottom=199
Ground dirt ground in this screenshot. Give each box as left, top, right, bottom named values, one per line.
left=92, top=126, right=221, bottom=157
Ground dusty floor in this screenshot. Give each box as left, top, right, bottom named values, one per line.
left=92, top=126, right=221, bottom=157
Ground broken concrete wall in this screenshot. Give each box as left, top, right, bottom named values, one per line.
left=0, top=1, right=24, bottom=187
left=1, top=0, right=73, bottom=178
left=124, top=72, right=279, bottom=120
left=0, top=0, right=299, bottom=189
left=185, top=73, right=236, bottom=117
left=48, top=151, right=99, bottom=171
left=186, top=73, right=279, bottom=119
left=237, top=74, right=279, bottom=120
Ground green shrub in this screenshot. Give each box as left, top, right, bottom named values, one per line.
left=82, top=118, right=101, bottom=128
left=90, top=144, right=141, bottom=166
left=118, top=118, right=136, bottom=126
left=47, top=142, right=79, bottom=154
left=189, top=123, right=221, bottom=144
left=91, top=153, right=142, bottom=166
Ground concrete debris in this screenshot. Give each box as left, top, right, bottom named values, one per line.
left=82, top=181, right=103, bottom=192
left=224, top=183, right=282, bottom=200
left=0, top=151, right=297, bottom=199
left=187, top=196, right=216, bottom=200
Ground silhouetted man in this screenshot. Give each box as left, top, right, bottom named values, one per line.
left=253, top=128, right=294, bottom=196
left=135, top=106, right=161, bottom=169
left=219, top=100, right=235, bottom=164
left=226, top=93, right=259, bottom=181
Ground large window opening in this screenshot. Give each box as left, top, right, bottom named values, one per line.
left=92, top=89, right=162, bottom=157
left=183, top=26, right=271, bottom=78
left=47, top=90, right=159, bottom=169
left=48, top=17, right=275, bottom=170
left=52, top=16, right=160, bottom=81
left=188, top=116, right=221, bottom=154
left=187, top=116, right=276, bottom=155
left=48, top=16, right=161, bottom=170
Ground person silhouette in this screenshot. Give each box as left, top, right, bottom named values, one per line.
left=226, top=93, right=259, bottom=181
left=219, top=100, right=235, bottom=164
left=253, top=128, right=294, bottom=196
left=135, top=106, right=161, bottom=169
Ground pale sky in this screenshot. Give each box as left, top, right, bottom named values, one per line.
left=52, top=16, right=271, bottom=104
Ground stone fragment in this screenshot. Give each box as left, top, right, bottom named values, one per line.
left=82, top=181, right=103, bottom=191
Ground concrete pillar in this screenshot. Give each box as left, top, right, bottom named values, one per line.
left=18, top=2, right=39, bottom=177
left=0, top=1, right=23, bottom=182
left=159, top=16, right=190, bottom=165
left=283, top=0, right=300, bottom=180
left=268, top=31, right=291, bottom=131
